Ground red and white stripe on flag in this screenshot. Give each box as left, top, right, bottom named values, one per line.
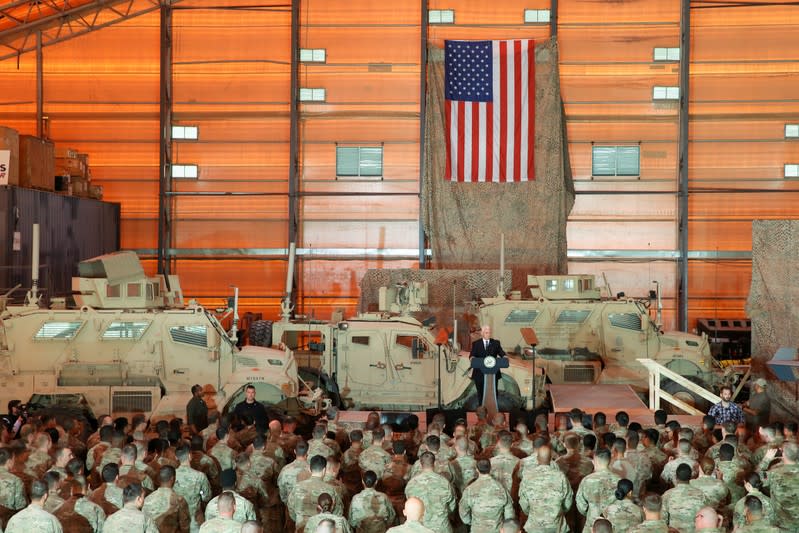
left=444, top=39, right=535, bottom=182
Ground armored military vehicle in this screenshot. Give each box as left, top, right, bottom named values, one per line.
left=477, top=273, right=724, bottom=409
left=0, top=248, right=308, bottom=421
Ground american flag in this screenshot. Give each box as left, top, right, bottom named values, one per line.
left=444, top=39, right=535, bottom=182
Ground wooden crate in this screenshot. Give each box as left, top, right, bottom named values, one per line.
left=19, top=135, right=55, bottom=191
left=55, top=156, right=85, bottom=178
left=0, top=126, right=20, bottom=186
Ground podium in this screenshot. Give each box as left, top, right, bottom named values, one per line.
left=471, top=355, right=509, bottom=417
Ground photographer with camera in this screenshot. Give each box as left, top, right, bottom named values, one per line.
left=2, top=400, right=26, bottom=440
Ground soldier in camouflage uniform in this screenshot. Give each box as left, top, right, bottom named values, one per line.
left=404, top=452, right=455, bottom=533
left=738, top=495, right=783, bottom=533
left=305, top=492, right=352, bottom=533
left=717, top=443, right=747, bottom=504
left=512, top=421, right=535, bottom=457
left=287, top=454, right=345, bottom=533
left=732, top=473, right=775, bottom=529
left=43, top=470, right=65, bottom=513
left=56, top=475, right=106, bottom=533
left=5, top=479, right=62, bottom=533
left=0, top=447, right=27, bottom=517
left=386, top=497, right=434, bottom=533
left=103, top=483, right=159, bottom=533
left=308, top=424, right=337, bottom=460
left=624, top=430, right=653, bottom=500
left=459, top=459, right=514, bottom=532
left=360, top=429, right=392, bottom=478
left=489, top=431, right=519, bottom=494
left=660, top=439, right=700, bottom=487
left=451, top=437, right=477, bottom=495
left=689, top=457, right=729, bottom=510
left=174, top=443, right=212, bottom=533
left=518, top=445, right=572, bottom=533
left=88, top=463, right=123, bottom=514
left=661, top=463, right=708, bottom=533
left=575, top=448, right=620, bottom=533
left=25, top=431, right=54, bottom=479
left=349, top=470, right=396, bottom=533
left=375, top=442, right=409, bottom=524
left=408, top=435, right=455, bottom=482
left=142, top=465, right=191, bottom=533
left=601, top=478, right=643, bottom=532
left=342, top=430, right=366, bottom=496
left=279, top=441, right=311, bottom=505
left=205, top=469, right=256, bottom=523
left=198, top=491, right=240, bottom=533
left=209, top=426, right=236, bottom=471
left=628, top=493, right=670, bottom=533
left=118, top=444, right=155, bottom=491
left=557, top=433, right=595, bottom=493
left=693, top=506, right=725, bottom=533
left=760, top=442, right=799, bottom=532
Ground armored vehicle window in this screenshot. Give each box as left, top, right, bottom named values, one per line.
left=169, top=325, right=208, bottom=348
left=395, top=335, right=431, bottom=359
left=34, top=321, right=84, bottom=340
left=608, top=313, right=642, bottom=331
left=556, top=310, right=591, bottom=323
left=546, top=279, right=558, bottom=291
left=146, top=283, right=154, bottom=300
left=505, top=309, right=539, bottom=324
left=102, top=321, right=150, bottom=340
left=127, top=283, right=141, bottom=297
left=107, top=284, right=121, bottom=298
left=563, top=279, right=575, bottom=291
left=352, top=336, right=370, bottom=346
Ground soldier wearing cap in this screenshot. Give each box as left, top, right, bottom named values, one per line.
left=744, top=378, right=771, bottom=433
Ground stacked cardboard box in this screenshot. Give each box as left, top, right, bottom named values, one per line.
left=0, top=126, right=20, bottom=186
left=55, top=146, right=95, bottom=198
left=19, top=135, right=55, bottom=191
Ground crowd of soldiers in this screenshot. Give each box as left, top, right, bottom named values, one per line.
left=0, top=383, right=798, bottom=533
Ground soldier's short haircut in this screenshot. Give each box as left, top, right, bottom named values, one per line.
left=44, top=470, right=61, bottom=490
left=67, top=457, right=84, bottom=476
left=569, top=409, right=584, bottom=423
left=786, top=421, right=798, bottom=435
left=783, top=442, right=799, bottom=462
left=594, top=448, right=611, bottom=464
left=350, top=430, right=363, bottom=443
left=371, top=428, right=385, bottom=441
left=34, top=432, right=52, bottom=450
left=419, top=451, right=435, bottom=468
left=644, top=428, right=660, bottom=444
left=476, top=459, right=491, bottom=475
left=131, top=413, right=147, bottom=429
left=591, top=518, right=613, bottom=533
left=626, top=429, right=640, bottom=448
left=190, top=435, right=204, bottom=451
left=218, top=491, right=236, bottom=513
left=425, top=435, right=440, bottom=451
left=309, top=454, right=327, bottom=473
left=602, top=432, right=617, bottom=449
left=641, top=493, right=662, bottom=512
left=159, top=465, right=176, bottom=484
left=102, top=463, right=119, bottom=482
left=680, top=428, right=694, bottom=441
left=532, top=436, right=547, bottom=449
left=30, top=479, right=48, bottom=500
left=615, top=411, right=630, bottom=426
left=392, top=440, right=406, bottom=455
left=236, top=452, right=251, bottom=469
left=240, top=521, right=263, bottom=533
left=723, top=421, right=737, bottom=435
left=122, top=443, right=138, bottom=461
left=702, top=415, right=715, bottom=429
left=583, top=434, right=597, bottom=451
left=653, top=409, right=668, bottom=425
left=363, top=470, right=377, bottom=488
left=564, top=434, right=581, bottom=450
left=612, top=438, right=627, bottom=454
left=175, top=443, right=191, bottom=461
left=744, top=495, right=763, bottom=515
left=498, top=431, right=513, bottom=448
left=0, top=447, right=11, bottom=465
left=326, top=454, right=341, bottom=468
left=315, top=519, right=336, bottom=533
left=216, top=426, right=228, bottom=440
left=312, top=424, right=326, bottom=440
left=114, top=417, right=129, bottom=432
left=678, top=439, right=692, bottom=455
left=675, top=463, right=692, bottom=482
left=122, top=482, right=143, bottom=504
left=700, top=457, right=715, bottom=475
left=628, top=422, right=642, bottom=432
left=252, top=435, right=265, bottom=449
left=719, top=443, right=735, bottom=461
left=295, top=440, right=309, bottom=457
left=245, top=384, right=256, bottom=391
left=593, top=412, right=606, bottom=426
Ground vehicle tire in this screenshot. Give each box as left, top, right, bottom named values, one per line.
left=662, top=376, right=712, bottom=415
left=249, top=320, right=273, bottom=347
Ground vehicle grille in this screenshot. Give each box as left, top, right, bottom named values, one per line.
left=112, top=390, right=153, bottom=413
left=564, top=364, right=596, bottom=383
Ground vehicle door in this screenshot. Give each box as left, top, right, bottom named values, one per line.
left=600, top=305, right=652, bottom=382
left=389, top=331, right=437, bottom=394
left=339, top=332, right=387, bottom=403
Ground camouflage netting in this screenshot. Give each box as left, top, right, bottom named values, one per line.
left=746, top=220, right=799, bottom=418
left=359, top=269, right=512, bottom=347
left=423, top=37, right=574, bottom=290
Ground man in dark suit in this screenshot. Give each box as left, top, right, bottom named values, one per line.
left=469, top=325, right=506, bottom=406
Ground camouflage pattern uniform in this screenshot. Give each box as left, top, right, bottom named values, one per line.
left=359, top=445, right=392, bottom=479
left=174, top=464, right=212, bottom=533
left=190, top=452, right=221, bottom=494
left=87, top=482, right=122, bottom=515
left=287, top=476, right=345, bottom=532
left=97, top=447, right=122, bottom=474
left=142, top=486, right=191, bottom=533
left=208, top=441, right=235, bottom=471
left=732, top=489, right=775, bottom=529
left=385, top=520, right=435, bottom=532
left=278, top=458, right=309, bottom=504
left=0, top=465, right=27, bottom=511
left=628, top=518, right=671, bottom=533
left=661, top=483, right=708, bottom=533
left=459, top=473, right=514, bottom=532
left=119, top=464, right=155, bottom=491
left=763, top=463, right=799, bottom=531
left=70, top=496, right=107, bottom=533
left=602, top=499, right=644, bottom=532
left=451, top=454, right=477, bottom=494
left=518, top=463, right=572, bottom=533
left=737, top=521, right=786, bottom=533
left=348, top=486, right=396, bottom=533
left=625, top=449, right=653, bottom=499
left=489, top=450, right=519, bottom=494
left=404, top=470, right=455, bottom=533
left=304, top=512, right=352, bottom=533
left=197, top=516, right=241, bottom=533
left=25, top=449, right=53, bottom=479
left=660, top=456, right=699, bottom=486
left=44, top=491, right=65, bottom=513
left=575, top=470, right=620, bottom=533
left=556, top=452, right=594, bottom=493
left=5, top=503, right=63, bottom=533
left=717, top=459, right=747, bottom=503
left=205, top=490, right=256, bottom=523
left=103, top=505, right=159, bottom=533
left=683, top=476, right=722, bottom=506
left=308, top=438, right=336, bottom=460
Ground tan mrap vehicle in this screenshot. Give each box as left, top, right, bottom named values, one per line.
left=0, top=251, right=311, bottom=421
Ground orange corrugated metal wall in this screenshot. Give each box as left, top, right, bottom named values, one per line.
left=1, top=0, right=798, bottom=331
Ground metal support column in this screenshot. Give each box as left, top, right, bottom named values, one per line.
left=418, top=0, right=428, bottom=268
left=550, top=0, right=558, bottom=37
left=287, top=0, right=300, bottom=314
left=36, top=31, right=43, bottom=137
left=677, top=0, right=691, bottom=331
left=157, top=4, right=173, bottom=276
